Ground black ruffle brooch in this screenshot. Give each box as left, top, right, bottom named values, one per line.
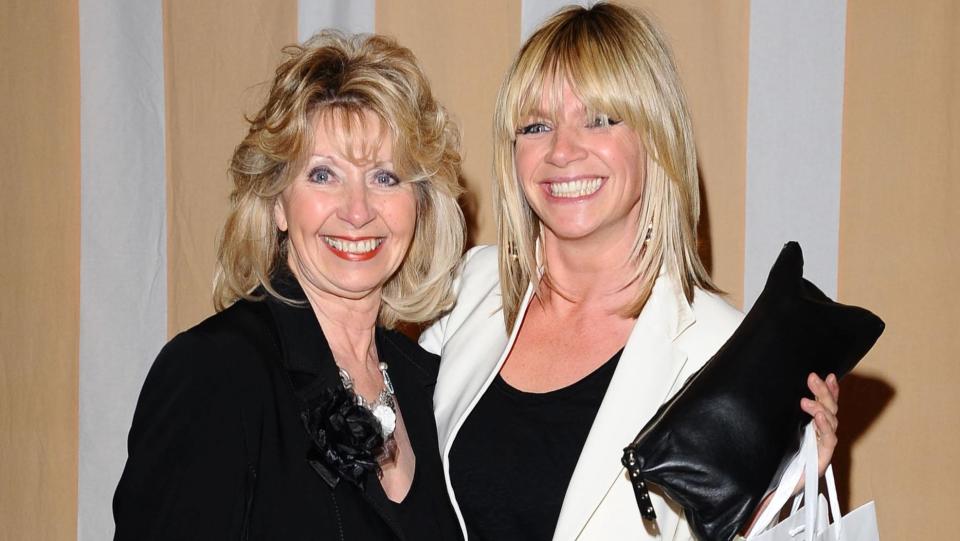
left=300, top=386, right=385, bottom=489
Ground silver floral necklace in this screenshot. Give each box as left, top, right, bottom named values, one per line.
left=338, top=361, right=398, bottom=442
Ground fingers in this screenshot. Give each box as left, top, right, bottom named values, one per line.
left=790, top=410, right=840, bottom=491
left=801, top=372, right=841, bottom=477
left=813, top=411, right=838, bottom=475
left=801, top=374, right=839, bottom=434
left=801, top=397, right=838, bottom=434
left=807, top=373, right=839, bottom=415
left=813, top=411, right=838, bottom=448
left=826, top=373, right=840, bottom=402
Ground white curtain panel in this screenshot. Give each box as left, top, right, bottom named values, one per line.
left=299, top=0, right=376, bottom=41
left=744, top=0, right=847, bottom=308
left=78, top=0, right=168, bottom=539
left=521, top=0, right=589, bottom=41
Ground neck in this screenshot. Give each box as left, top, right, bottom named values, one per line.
left=539, top=226, right=642, bottom=315
left=309, top=295, right=380, bottom=367
left=290, top=273, right=381, bottom=371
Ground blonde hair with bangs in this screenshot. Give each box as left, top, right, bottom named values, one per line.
left=493, top=2, right=717, bottom=330
left=214, top=31, right=465, bottom=328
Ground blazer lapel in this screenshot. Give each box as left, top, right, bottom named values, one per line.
left=435, top=283, right=534, bottom=452
left=433, top=270, right=535, bottom=537
left=553, top=274, right=696, bottom=540
left=264, top=282, right=409, bottom=540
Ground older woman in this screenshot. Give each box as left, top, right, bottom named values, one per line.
left=114, top=32, right=464, bottom=540
left=421, top=4, right=841, bottom=540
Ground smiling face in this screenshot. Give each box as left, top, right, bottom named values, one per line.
left=515, top=81, right=646, bottom=250
left=274, top=110, right=417, bottom=303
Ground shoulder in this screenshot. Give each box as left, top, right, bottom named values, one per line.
left=450, top=245, right=503, bottom=320
left=457, top=244, right=500, bottom=291
left=124, top=301, right=283, bottom=467
left=116, top=300, right=283, bottom=539
left=460, top=244, right=498, bottom=271
left=680, top=288, right=744, bottom=364
left=690, top=289, right=744, bottom=331
left=142, top=300, right=279, bottom=408
left=419, top=245, right=504, bottom=354
left=183, top=298, right=276, bottom=353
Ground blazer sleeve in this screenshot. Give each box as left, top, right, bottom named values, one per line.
left=418, top=311, right=447, bottom=355
left=113, top=330, right=254, bottom=540
left=419, top=245, right=490, bottom=355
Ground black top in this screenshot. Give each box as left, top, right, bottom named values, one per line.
left=113, top=274, right=462, bottom=541
left=449, top=350, right=623, bottom=541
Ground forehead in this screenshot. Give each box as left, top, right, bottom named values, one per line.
left=518, top=70, right=619, bottom=124
left=310, top=108, right=393, bottom=163
left=526, top=78, right=587, bottom=116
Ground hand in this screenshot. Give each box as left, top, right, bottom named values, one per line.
left=800, top=372, right=840, bottom=477
left=742, top=372, right=842, bottom=533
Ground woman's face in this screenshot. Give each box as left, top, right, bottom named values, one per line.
left=274, top=111, right=417, bottom=302
left=514, top=80, right=646, bottom=248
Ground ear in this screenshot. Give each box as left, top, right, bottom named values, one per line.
left=273, top=197, right=288, bottom=232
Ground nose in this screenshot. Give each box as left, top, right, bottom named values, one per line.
left=338, top=182, right=375, bottom=228
left=545, top=125, right=587, bottom=167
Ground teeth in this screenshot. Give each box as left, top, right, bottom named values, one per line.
left=549, top=178, right=603, bottom=198
left=323, top=237, right=383, bottom=254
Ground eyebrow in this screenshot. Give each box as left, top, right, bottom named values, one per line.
left=307, top=154, right=394, bottom=169
left=521, top=101, right=588, bottom=121
left=523, top=107, right=550, bottom=119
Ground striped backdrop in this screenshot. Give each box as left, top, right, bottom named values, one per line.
left=2, top=1, right=957, bottom=539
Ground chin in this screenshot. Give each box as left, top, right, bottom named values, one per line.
left=329, top=269, right=391, bottom=291
left=541, top=219, right=602, bottom=241
left=328, top=282, right=387, bottom=300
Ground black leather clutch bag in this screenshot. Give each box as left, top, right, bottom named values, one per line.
left=621, top=242, right=884, bottom=541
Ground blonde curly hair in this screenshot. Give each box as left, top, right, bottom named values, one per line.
left=214, top=31, right=465, bottom=328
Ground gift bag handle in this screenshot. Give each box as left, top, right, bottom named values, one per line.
left=803, top=425, right=844, bottom=541
left=823, top=464, right=842, bottom=540
left=746, top=424, right=845, bottom=541
left=745, top=424, right=812, bottom=538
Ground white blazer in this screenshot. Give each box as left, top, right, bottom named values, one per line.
left=421, top=246, right=744, bottom=540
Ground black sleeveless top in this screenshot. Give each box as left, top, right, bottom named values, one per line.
left=448, top=350, right=623, bottom=540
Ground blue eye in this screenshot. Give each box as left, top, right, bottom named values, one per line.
left=517, top=122, right=551, bottom=135
left=374, top=170, right=401, bottom=186
left=588, top=115, right=621, bottom=128
left=307, top=166, right=333, bottom=184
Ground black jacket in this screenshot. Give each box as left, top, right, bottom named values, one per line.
left=113, top=280, right=461, bottom=541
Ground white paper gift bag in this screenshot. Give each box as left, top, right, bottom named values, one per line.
left=746, top=424, right=879, bottom=541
